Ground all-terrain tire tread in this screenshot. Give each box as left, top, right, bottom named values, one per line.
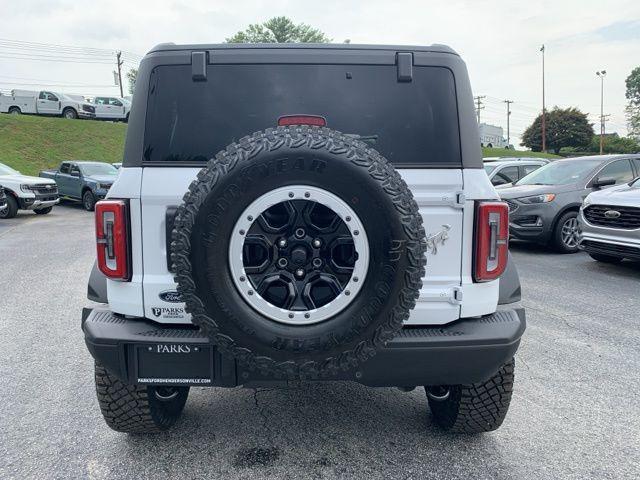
left=94, top=362, right=180, bottom=433
left=428, top=358, right=515, bottom=433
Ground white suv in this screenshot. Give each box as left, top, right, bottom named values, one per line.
left=0, top=162, right=59, bottom=218
left=82, top=43, right=525, bottom=435
left=484, top=157, right=548, bottom=187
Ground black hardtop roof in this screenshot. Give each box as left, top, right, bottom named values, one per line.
left=148, top=42, right=458, bottom=56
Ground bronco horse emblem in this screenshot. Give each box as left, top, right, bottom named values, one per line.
left=426, top=224, right=451, bottom=255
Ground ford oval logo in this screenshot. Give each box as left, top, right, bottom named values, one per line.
left=159, top=290, right=182, bottom=303
left=604, top=210, right=621, bottom=219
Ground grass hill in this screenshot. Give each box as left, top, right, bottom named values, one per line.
left=0, top=114, right=126, bottom=176
left=0, top=114, right=558, bottom=176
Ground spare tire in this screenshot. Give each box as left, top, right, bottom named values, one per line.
left=172, top=126, right=426, bottom=378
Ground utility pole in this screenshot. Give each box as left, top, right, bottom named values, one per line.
left=540, top=44, right=546, bottom=153
left=474, top=95, right=486, bottom=124
left=116, top=51, right=124, bottom=98
left=503, top=100, right=513, bottom=147
left=596, top=70, right=607, bottom=154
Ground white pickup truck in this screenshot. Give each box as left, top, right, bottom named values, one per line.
left=0, top=162, right=59, bottom=218
left=92, top=96, right=131, bottom=122
left=0, top=90, right=96, bottom=119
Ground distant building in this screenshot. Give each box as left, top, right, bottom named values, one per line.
left=479, top=123, right=508, bottom=148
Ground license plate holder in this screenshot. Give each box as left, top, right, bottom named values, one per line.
left=136, top=344, right=213, bottom=385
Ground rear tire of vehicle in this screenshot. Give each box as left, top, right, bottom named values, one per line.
left=34, top=206, right=53, bottom=215
left=124, top=113, right=130, bottom=123
left=83, top=190, right=96, bottom=211
left=8, top=107, right=21, bottom=115
left=94, top=362, right=189, bottom=433
left=589, top=253, right=623, bottom=264
left=172, top=126, right=426, bottom=379
left=552, top=211, right=579, bottom=253
left=426, top=358, right=515, bottom=433
left=0, top=195, right=18, bottom=219
left=63, top=108, right=78, bottom=120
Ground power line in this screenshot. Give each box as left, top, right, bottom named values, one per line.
left=0, top=38, right=135, bottom=55
left=0, top=81, right=116, bottom=88
left=0, top=54, right=113, bottom=64
left=0, top=51, right=114, bottom=62
left=0, top=38, right=144, bottom=64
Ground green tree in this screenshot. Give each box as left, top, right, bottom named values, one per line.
left=126, top=68, right=137, bottom=95
left=625, top=66, right=640, bottom=139
left=226, top=16, right=330, bottom=43
left=521, top=107, right=594, bottom=154
left=590, top=134, right=640, bottom=154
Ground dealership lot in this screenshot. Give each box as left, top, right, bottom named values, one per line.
left=1, top=205, right=639, bottom=480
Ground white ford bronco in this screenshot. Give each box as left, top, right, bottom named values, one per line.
left=82, top=43, right=525, bottom=434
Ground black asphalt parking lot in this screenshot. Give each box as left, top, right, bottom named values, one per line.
left=1, top=204, right=639, bottom=479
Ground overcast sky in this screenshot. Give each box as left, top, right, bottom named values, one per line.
left=1, top=0, right=639, bottom=147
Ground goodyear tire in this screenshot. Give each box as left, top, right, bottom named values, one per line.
left=172, top=126, right=426, bottom=378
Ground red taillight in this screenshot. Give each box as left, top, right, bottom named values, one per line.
left=278, top=115, right=327, bottom=127
left=95, top=200, right=130, bottom=281
left=474, top=201, right=509, bottom=282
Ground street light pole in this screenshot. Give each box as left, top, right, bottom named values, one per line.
left=596, top=70, right=607, bottom=155
left=540, top=45, right=546, bottom=153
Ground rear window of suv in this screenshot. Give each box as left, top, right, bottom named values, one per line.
left=143, top=64, right=461, bottom=167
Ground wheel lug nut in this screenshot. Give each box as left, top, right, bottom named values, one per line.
left=312, top=238, right=321, bottom=248
left=278, top=238, right=287, bottom=248
left=277, top=258, right=288, bottom=268
left=312, top=258, right=323, bottom=268
left=295, top=268, right=305, bottom=278
left=295, top=228, right=305, bottom=239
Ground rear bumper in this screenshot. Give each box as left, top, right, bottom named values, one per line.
left=82, top=306, right=525, bottom=388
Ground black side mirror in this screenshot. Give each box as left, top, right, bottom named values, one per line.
left=70, top=170, right=80, bottom=177
left=592, top=176, right=616, bottom=188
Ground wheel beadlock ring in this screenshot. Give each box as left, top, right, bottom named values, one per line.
left=229, top=185, right=369, bottom=325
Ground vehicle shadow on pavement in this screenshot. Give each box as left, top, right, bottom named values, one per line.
left=579, top=257, right=640, bottom=279
left=113, top=382, right=504, bottom=478
left=508, top=240, right=555, bottom=255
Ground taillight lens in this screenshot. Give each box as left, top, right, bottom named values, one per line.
left=474, top=201, right=509, bottom=282
left=95, top=200, right=130, bottom=281
left=277, top=115, right=327, bottom=127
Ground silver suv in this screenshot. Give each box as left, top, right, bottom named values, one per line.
left=483, top=157, right=548, bottom=187
left=578, top=176, right=640, bottom=263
